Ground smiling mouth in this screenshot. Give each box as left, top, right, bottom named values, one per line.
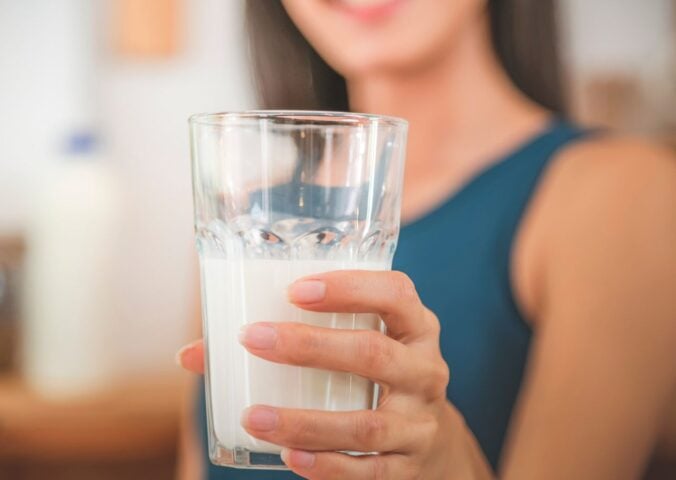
left=329, top=0, right=407, bottom=22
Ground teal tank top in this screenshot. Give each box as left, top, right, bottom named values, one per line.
left=199, top=119, right=589, bottom=478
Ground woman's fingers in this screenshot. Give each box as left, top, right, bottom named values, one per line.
left=288, top=270, right=437, bottom=342
left=281, top=449, right=416, bottom=480
left=178, top=270, right=440, bottom=378
left=239, top=322, right=445, bottom=394
left=176, top=339, right=205, bottom=374
left=241, top=405, right=428, bottom=453
left=180, top=322, right=448, bottom=397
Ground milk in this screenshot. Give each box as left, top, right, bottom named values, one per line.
left=201, top=258, right=388, bottom=454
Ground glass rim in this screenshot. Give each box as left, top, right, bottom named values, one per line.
left=188, top=110, right=408, bottom=128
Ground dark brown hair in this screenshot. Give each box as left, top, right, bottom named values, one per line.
left=245, top=0, right=565, bottom=113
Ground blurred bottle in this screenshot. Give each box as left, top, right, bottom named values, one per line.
left=22, top=132, right=121, bottom=399
left=0, top=236, right=24, bottom=372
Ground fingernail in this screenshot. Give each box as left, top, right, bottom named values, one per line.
left=288, top=280, right=326, bottom=303
left=281, top=448, right=315, bottom=468
left=238, top=324, right=277, bottom=349
left=241, top=406, right=278, bottom=431
left=175, top=341, right=197, bottom=366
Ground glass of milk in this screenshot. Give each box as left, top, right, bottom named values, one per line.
left=189, top=111, right=407, bottom=469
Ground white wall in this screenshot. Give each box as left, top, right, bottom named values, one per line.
left=561, top=0, right=674, bottom=74
left=560, top=0, right=675, bottom=131
left=99, top=0, right=255, bottom=374
left=0, top=0, right=96, bottom=232
left=0, top=0, right=255, bottom=375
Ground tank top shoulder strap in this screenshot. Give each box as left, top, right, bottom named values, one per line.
left=496, top=118, right=593, bottom=325
left=500, top=118, right=591, bottom=234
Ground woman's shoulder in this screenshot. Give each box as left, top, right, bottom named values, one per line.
left=551, top=132, right=676, bottom=193
left=535, top=131, right=676, bottom=230
left=541, top=132, right=676, bottom=246
left=514, top=132, right=676, bottom=324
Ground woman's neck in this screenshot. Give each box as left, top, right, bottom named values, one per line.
left=347, top=14, right=548, bottom=221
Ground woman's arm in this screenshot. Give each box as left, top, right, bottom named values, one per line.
left=502, top=138, right=676, bottom=479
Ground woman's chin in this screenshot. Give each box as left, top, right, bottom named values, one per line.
left=330, top=47, right=446, bottom=82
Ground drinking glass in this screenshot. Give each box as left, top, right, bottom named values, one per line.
left=190, top=111, right=407, bottom=469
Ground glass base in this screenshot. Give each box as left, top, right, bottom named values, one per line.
left=210, top=444, right=289, bottom=470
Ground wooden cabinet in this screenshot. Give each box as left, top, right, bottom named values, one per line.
left=0, top=375, right=183, bottom=479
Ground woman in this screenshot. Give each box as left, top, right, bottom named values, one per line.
left=178, top=1, right=676, bottom=478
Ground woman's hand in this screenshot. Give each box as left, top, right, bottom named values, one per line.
left=178, top=270, right=493, bottom=480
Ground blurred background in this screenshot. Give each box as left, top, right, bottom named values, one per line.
left=0, top=0, right=673, bottom=479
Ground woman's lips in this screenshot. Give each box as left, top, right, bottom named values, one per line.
left=330, top=0, right=407, bottom=22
